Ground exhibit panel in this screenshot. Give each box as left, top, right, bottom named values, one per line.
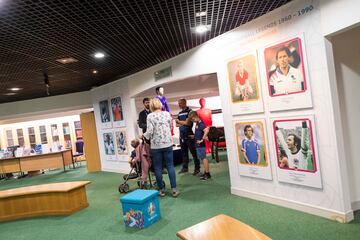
left=233, top=118, right=272, bottom=180
left=271, top=116, right=322, bottom=189
left=91, top=79, right=137, bottom=173
left=87, top=0, right=355, bottom=221
left=227, top=51, right=264, bottom=115
left=110, top=96, right=125, bottom=128
left=261, top=34, right=313, bottom=111
left=98, top=99, right=112, bottom=129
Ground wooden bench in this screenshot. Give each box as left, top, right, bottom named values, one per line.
left=0, top=181, right=91, bottom=222
left=176, top=214, right=272, bottom=240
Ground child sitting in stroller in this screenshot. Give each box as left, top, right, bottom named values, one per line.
left=129, top=139, right=151, bottom=187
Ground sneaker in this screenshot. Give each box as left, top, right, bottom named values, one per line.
left=172, top=191, right=180, bottom=198
left=192, top=169, right=201, bottom=176
left=158, top=190, right=165, bottom=197
left=199, top=172, right=206, bottom=178
left=178, top=168, right=188, bottom=174
left=200, top=173, right=211, bottom=181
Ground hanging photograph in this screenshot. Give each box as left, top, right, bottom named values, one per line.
left=264, top=35, right=312, bottom=111
left=234, top=119, right=272, bottom=180
left=115, top=129, right=128, bottom=155
left=272, top=116, right=322, bottom=189
left=227, top=51, right=264, bottom=115
left=99, top=99, right=112, bottom=128
left=103, top=132, right=115, bottom=155
left=111, top=96, right=125, bottom=127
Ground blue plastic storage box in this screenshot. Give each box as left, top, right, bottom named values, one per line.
left=120, top=189, right=160, bottom=228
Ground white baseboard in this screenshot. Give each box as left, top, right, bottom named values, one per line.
left=101, top=167, right=128, bottom=174
left=231, top=187, right=354, bottom=223
left=351, top=200, right=360, bottom=211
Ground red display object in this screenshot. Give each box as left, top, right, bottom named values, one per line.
left=196, top=98, right=213, bottom=154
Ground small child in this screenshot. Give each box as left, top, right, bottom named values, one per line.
left=188, top=111, right=211, bottom=180
left=128, top=139, right=140, bottom=167
left=129, top=138, right=151, bottom=187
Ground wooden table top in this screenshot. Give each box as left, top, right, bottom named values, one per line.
left=176, top=214, right=272, bottom=240
left=0, top=181, right=91, bottom=199
left=0, top=149, right=71, bottom=161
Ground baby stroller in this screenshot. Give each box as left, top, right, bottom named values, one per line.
left=118, top=141, right=165, bottom=193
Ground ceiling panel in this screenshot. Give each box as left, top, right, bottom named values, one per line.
left=0, top=0, right=292, bottom=103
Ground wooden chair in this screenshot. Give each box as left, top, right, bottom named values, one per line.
left=176, top=214, right=271, bottom=240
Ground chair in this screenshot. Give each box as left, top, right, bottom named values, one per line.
left=208, top=127, right=226, bottom=163
left=73, top=139, right=85, bottom=166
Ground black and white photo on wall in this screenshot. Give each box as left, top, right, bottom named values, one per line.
left=272, top=116, right=322, bottom=189
left=115, top=129, right=128, bottom=155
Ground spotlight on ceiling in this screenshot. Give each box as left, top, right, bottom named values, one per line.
left=196, top=11, right=207, bottom=17
left=56, top=57, right=78, bottom=64
left=3, top=92, right=17, bottom=96
left=92, top=70, right=98, bottom=74
left=94, top=52, right=105, bottom=59
left=8, top=87, right=23, bottom=91
left=195, top=25, right=209, bottom=34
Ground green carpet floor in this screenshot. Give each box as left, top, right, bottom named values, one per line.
left=0, top=153, right=359, bottom=240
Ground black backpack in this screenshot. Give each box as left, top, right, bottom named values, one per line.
left=207, top=127, right=219, bottom=142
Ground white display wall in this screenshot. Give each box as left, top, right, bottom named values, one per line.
left=91, top=79, right=137, bottom=173
left=89, top=0, right=358, bottom=221
left=332, top=26, right=360, bottom=210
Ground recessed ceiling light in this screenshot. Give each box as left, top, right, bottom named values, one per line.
left=196, top=11, right=207, bottom=17
left=3, top=92, right=17, bottom=96
left=94, top=52, right=105, bottom=59
left=56, top=57, right=78, bottom=64
left=92, top=70, right=98, bottom=74
left=8, top=87, right=23, bottom=91
left=195, top=25, right=209, bottom=34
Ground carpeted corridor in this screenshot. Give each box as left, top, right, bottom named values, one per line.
left=0, top=153, right=359, bottom=240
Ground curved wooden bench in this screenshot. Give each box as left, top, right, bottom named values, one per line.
left=176, top=214, right=272, bottom=240
left=0, top=181, right=91, bottom=222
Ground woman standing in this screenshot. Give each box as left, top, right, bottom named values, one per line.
left=143, top=98, right=179, bottom=197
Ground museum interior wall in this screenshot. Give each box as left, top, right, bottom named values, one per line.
left=332, top=25, right=360, bottom=210
left=0, top=91, right=92, bottom=124
left=88, top=0, right=357, bottom=221
left=90, top=76, right=137, bottom=173
left=0, top=0, right=358, bottom=223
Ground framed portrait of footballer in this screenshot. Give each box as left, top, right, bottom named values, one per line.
left=98, top=99, right=112, bottom=129
left=101, top=131, right=117, bottom=161
left=110, top=96, right=125, bottom=128
left=227, top=51, right=264, bottom=115
left=115, top=129, right=128, bottom=155
left=234, top=118, right=272, bottom=180
left=264, top=34, right=313, bottom=111
left=272, top=116, right=322, bottom=189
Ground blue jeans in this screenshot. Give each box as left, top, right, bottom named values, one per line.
left=151, top=146, right=176, bottom=189
left=180, top=138, right=200, bottom=170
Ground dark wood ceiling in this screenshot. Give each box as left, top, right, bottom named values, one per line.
left=0, top=0, right=292, bottom=103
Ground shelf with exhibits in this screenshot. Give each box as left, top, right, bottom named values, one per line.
left=2, top=120, right=80, bottom=156
left=0, top=149, right=74, bottom=174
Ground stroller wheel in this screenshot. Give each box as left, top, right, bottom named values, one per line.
left=118, top=183, right=130, bottom=193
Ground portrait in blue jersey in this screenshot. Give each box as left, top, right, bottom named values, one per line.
left=235, top=121, right=268, bottom=166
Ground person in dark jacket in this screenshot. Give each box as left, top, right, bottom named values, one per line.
left=138, top=97, right=150, bottom=133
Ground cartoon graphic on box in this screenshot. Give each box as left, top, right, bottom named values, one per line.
left=123, top=209, right=144, bottom=228
left=148, top=202, right=155, bottom=217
